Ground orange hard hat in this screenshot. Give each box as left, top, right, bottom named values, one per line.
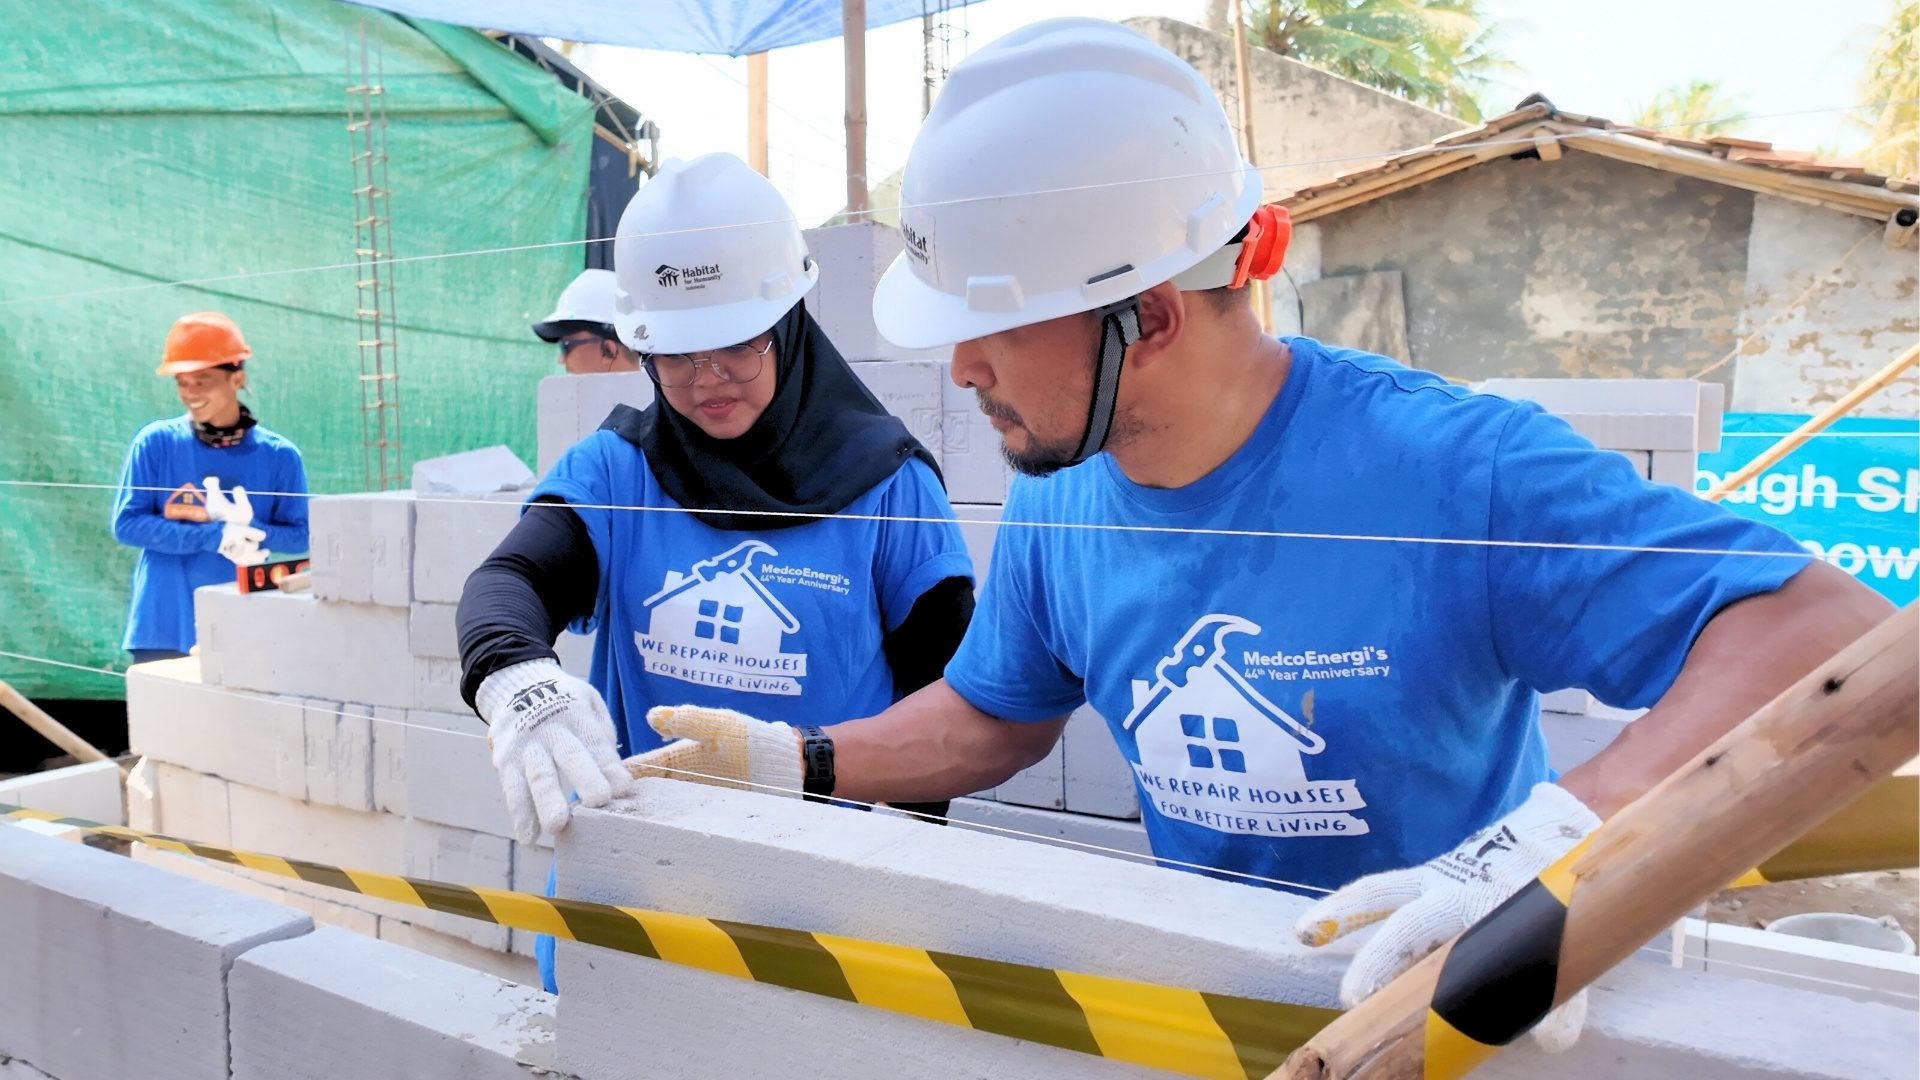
left=157, top=312, right=252, bottom=376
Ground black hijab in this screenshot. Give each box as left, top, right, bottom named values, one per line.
left=601, top=298, right=941, bottom=531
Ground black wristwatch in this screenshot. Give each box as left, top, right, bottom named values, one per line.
left=798, top=725, right=836, bottom=803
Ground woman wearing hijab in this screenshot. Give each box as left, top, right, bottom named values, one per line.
left=456, top=154, right=974, bottom=987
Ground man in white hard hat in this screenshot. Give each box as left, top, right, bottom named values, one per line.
left=635, top=17, right=1890, bottom=1049
left=532, top=268, right=640, bottom=374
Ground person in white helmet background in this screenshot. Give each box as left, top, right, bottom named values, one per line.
left=531, top=268, right=640, bottom=374
left=455, top=152, right=975, bottom=992
left=632, top=19, right=1891, bottom=1049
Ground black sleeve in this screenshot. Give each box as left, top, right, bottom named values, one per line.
left=880, top=575, right=975, bottom=823
left=456, top=498, right=601, bottom=713
left=881, top=575, right=976, bottom=698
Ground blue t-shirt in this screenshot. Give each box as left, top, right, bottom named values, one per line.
left=112, top=417, right=309, bottom=653
left=947, top=338, right=1809, bottom=894
left=533, top=430, right=973, bottom=756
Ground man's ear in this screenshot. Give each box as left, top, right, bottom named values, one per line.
left=1125, top=281, right=1186, bottom=373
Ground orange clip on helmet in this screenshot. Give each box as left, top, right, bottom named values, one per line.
left=158, top=312, right=252, bottom=376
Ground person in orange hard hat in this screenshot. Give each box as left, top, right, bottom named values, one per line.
left=112, top=312, right=310, bottom=663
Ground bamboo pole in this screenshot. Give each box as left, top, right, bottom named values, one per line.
left=1228, top=1, right=1273, bottom=334
left=1271, top=603, right=1920, bottom=1080
left=1704, top=341, right=1920, bottom=502
left=842, top=0, right=869, bottom=223
left=0, top=678, right=119, bottom=773
left=747, top=52, right=769, bottom=178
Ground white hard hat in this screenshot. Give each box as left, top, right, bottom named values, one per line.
left=531, top=269, right=621, bottom=341
left=872, top=18, right=1263, bottom=350
left=610, top=153, right=819, bottom=354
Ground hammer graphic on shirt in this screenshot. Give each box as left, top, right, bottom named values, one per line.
left=1121, top=613, right=1325, bottom=753
left=641, top=539, right=788, bottom=620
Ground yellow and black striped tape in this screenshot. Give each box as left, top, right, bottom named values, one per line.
left=1, top=803, right=1335, bottom=1080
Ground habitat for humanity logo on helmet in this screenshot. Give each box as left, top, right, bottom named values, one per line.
left=655, top=263, right=722, bottom=290
left=901, top=223, right=932, bottom=268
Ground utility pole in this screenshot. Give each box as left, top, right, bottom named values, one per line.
left=843, top=0, right=869, bottom=222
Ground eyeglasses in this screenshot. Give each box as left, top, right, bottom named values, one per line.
left=641, top=334, right=774, bottom=389
left=558, top=333, right=607, bottom=355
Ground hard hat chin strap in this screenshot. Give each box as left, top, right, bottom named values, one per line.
left=1070, top=296, right=1142, bottom=465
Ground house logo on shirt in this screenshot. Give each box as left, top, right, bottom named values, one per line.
left=633, top=540, right=809, bottom=696
left=1122, top=614, right=1369, bottom=838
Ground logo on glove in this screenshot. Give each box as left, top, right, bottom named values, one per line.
left=506, top=679, right=572, bottom=728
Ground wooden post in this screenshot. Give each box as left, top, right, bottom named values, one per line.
left=747, top=52, right=769, bottom=178
left=1270, top=603, right=1920, bottom=1080
left=842, top=0, right=870, bottom=223
left=1229, top=2, right=1273, bottom=333
left=1704, top=341, right=1920, bottom=502
left=0, top=678, right=119, bottom=773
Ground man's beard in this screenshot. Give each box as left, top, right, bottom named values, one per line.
left=976, top=390, right=1135, bottom=476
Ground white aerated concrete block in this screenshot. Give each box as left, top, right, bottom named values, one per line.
left=414, top=655, right=469, bottom=713
left=401, top=817, right=513, bottom=952
left=126, top=757, right=234, bottom=847
left=946, top=797, right=1152, bottom=860
left=1670, top=917, right=1920, bottom=1009
left=230, top=926, right=556, bottom=1080
left=196, top=586, right=413, bottom=709
left=850, top=359, right=946, bottom=465
left=412, top=491, right=525, bottom=604
left=559, top=947, right=1165, bottom=1080
left=226, top=780, right=405, bottom=873
left=305, top=701, right=374, bottom=811
left=377, top=918, right=539, bottom=987
left=405, top=709, right=514, bottom=838
left=951, top=502, right=1001, bottom=587
left=411, top=445, right=534, bottom=495
left=1540, top=710, right=1631, bottom=774
left=1539, top=687, right=1592, bottom=715
left=0, top=826, right=311, bottom=1080
left=941, top=371, right=1014, bottom=505
left=561, top=784, right=1343, bottom=1003
left=1651, top=448, right=1698, bottom=489
left=129, top=843, right=383, bottom=940
left=1477, top=378, right=1704, bottom=451
left=1061, top=707, right=1139, bottom=819
left=410, top=601, right=461, bottom=659
left=804, top=222, right=950, bottom=363
left=371, top=705, right=408, bottom=816
left=308, top=491, right=415, bottom=606
left=990, top=729, right=1065, bottom=810
left=0, top=759, right=122, bottom=824
left=127, top=655, right=306, bottom=797
left=536, top=369, right=657, bottom=473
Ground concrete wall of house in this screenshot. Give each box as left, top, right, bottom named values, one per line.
left=1731, top=195, right=1920, bottom=418
left=1123, top=17, right=1463, bottom=194
left=1309, top=151, right=1757, bottom=384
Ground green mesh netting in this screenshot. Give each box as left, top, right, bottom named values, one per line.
left=0, top=0, right=596, bottom=697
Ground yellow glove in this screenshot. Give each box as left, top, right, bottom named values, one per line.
left=627, top=705, right=803, bottom=798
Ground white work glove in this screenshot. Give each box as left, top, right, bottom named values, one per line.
left=474, top=658, right=634, bottom=844
left=1294, top=782, right=1601, bottom=1052
left=629, top=705, right=803, bottom=797
left=203, top=477, right=270, bottom=566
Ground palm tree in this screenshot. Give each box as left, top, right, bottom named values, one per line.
left=1241, top=0, right=1509, bottom=122
left=1628, top=80, right=1748, bottom=138
left=1855, top=0, right=1918, bottom=178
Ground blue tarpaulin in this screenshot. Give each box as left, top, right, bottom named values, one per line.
left=342, top=0, right=982, bottom=56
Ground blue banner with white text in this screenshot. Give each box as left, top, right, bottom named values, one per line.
left=1695, top=413, right=1919, bottom=605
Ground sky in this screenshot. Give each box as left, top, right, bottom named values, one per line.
left=569, top=0, right=1896, bottom=225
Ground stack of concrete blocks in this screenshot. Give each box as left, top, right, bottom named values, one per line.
left=1475, top=377, right=1725, bottom=741
left=8, top=786, right=1914, bottom=1079
left=546, top=784, right=1917, bottom=1080
left=0, top=825, right=559, bottom=1080
left=123, top=447, right=594, bottom=984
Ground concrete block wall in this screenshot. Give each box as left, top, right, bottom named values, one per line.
left=0, top=760, right=122, bottom=824
left=552, top=785, right=1920, bottom=1080
left=0, top=826, right=557, bottom=1080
